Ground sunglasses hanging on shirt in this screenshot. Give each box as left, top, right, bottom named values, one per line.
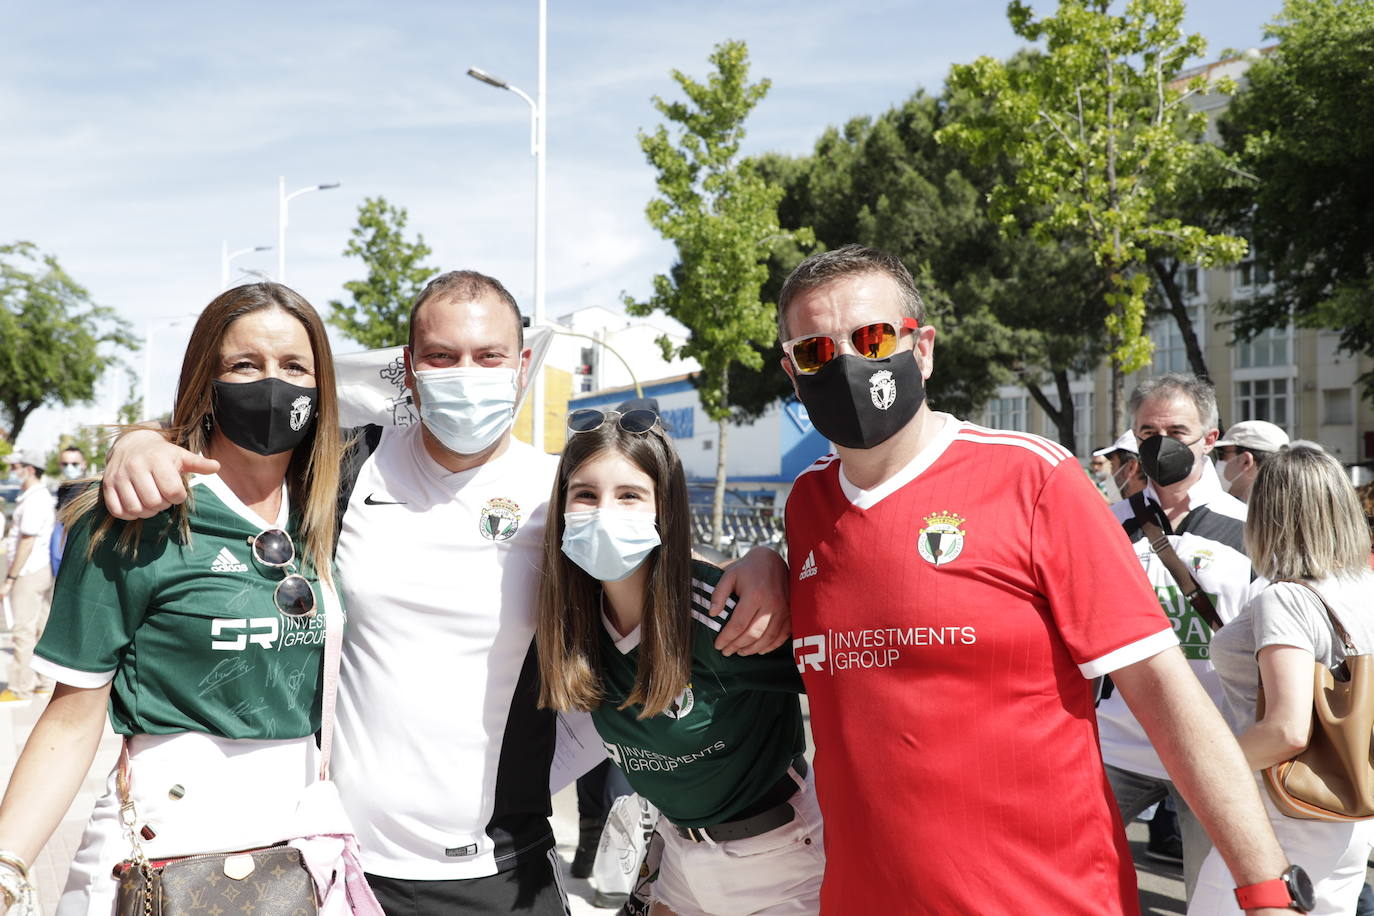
left=247, top=528, right=316, bottom=618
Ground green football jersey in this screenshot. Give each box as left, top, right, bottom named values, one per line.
left=590, top=561, right=805, bottom=827
left=35, top=476, right=327, bottom=740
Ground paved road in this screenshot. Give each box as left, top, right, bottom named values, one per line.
left=2, top=637, right=1186, bottom=915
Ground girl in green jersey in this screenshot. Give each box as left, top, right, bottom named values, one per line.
left=0, top=284, right=352, bottom=916
left=537, top=403, right=822, bottom=916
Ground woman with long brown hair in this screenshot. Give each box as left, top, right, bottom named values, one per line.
left=538, top=403, right=822, bottom=916
left=0, top=283, right=347, bottom=916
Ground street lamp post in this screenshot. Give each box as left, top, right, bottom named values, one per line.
left=141, top=315, right=198, bottom=420
left=277, top=177, right=341, bottom=285
left=221, top=242, right=273, bottom=290
left=468, top=0, right=548, bottom=450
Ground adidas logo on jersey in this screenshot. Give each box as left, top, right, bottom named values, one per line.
left=798, top=550, right=818, bottom=580
left=210, top=547, right=248, bottom=573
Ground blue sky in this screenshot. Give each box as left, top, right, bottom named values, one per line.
left=2, top=0, right=1284, bottom=453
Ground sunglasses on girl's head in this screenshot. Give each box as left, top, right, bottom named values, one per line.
left=566, top=408, right=661, bottom=435
left=782, top=318, right=920, bottom=375
left=247, top=528, right=316, bottom=618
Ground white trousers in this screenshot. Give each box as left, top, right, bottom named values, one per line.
left=651, top=767, right=824, bottom=916
left=57, top=732, right=320, bottom=916
left=1188, top=784, right=1374, bottom=916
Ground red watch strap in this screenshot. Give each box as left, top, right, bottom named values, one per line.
left=1234, top=877, right=1292, bottom=909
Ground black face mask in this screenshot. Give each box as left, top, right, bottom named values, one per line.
left=793, top=350, right=925, bottom=450
left=1137, top=434, right=1200, bottom=487
left=211, top=378, right=317, bottom=456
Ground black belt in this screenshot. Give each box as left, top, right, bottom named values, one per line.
left=673, top=756, right=808, bottom=844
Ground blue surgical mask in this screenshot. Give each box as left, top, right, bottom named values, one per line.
left=561, top=508, right=661, bottom=582
left=61, top=463, right=83, bottom=480
left=413, top=366, right=518, bottom=455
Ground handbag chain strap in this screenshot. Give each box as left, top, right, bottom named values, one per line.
left=115, top=574, right=346, bottom=846
left=1276, top=578, right=1358, bottom=655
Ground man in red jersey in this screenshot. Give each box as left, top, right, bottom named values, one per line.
left=778, top=245, right=1303, bottom=915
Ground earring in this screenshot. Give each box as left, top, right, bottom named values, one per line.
left=203, top=414, right=213, bottom=435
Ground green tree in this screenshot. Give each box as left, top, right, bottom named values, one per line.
left=0, top=242, right=138, bottom=443
left=755, top=84, right=1109, bottom=450
left=328, top=197, right=438, bottom=349
left=940, top=0, right=1248, bottom=428
left=1219, top=0, right=1374, bottom=398
left=625, top=40, right=812, bottom=547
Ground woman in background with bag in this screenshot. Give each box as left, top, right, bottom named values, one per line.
left=1190, top=442, right=1374, bottom=915
left=0, top=283, right=373, bottom=916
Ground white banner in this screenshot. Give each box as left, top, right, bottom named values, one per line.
left=332, top=326, right=553, bottom=429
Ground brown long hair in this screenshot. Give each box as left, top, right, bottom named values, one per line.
left=537, top=419, right=694, bottom=718
left=67, top=283, right=343, bottom=580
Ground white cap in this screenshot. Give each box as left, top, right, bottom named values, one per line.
left=1092, top=429, right=1138, bottom=459
left=1215, top=420, right=1289, bottom=452
left=6, top=448, right=44, bottom=470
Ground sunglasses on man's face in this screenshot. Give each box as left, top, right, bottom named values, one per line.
left=247, top=528, right=316, bottom=618
left=566, top=408, right=661, bottom=435
left=782, top=318, right=919, bottom=375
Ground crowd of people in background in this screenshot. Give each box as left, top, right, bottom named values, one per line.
left=0, top=245, right=1372, bottom=916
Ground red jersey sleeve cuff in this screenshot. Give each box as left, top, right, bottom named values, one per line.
left=1077, top=628, right=1179, bottom=679
left=31, top=655, right=116, bottom=688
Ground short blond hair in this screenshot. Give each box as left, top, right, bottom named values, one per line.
left=1244, top=442, right=1371, bottom=581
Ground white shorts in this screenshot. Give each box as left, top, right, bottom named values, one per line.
left=57, top=732, right=319, bottom=916
left=651, top=766, right=824, bottom=916
left=1188, top=784, right=1374, bottom=916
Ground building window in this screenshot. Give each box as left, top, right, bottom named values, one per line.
left=1073, top=391, right=1093, bottom=457
left=1323, top=388, right=1354, bottom=426
left=1236, top=325, right=1290, bottom=369
left=1149, top=305, right=1200, bottom=375
left=986, top=396, right=1027, bottom=432
left=1235, top=251, right=1271, bottom=293
left=1235, top=378, right=1290, bottom=430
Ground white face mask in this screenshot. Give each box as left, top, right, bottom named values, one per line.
left=1215, top=456, right=1236, bottom=494
left=61, top=463, right=83, bottom=480
left=561, top=508, right=661, bottom=582
left=413, top=366, right=518, bottom=456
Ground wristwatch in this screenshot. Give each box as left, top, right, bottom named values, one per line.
left=1234, top=865, right=1315, bottom=912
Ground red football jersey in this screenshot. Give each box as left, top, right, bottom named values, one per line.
left=787, top=416, right=1175, bottom=915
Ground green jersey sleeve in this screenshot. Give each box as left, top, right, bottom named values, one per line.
left=36, top=510, right=165, bottom=679
left=689, top=559, right=804, bottom=694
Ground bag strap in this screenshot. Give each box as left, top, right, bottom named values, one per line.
left=1276, top=578, right=1358, bottom=655
left=316, top=578, right=344, bottom=781
left=1129, top=492, right=1224, bottom=631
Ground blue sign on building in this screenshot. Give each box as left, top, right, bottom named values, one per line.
left=660, top=406, right=694, bottom=439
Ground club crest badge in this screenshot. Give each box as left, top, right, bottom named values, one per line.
left=1190, top=549, right=1214, bottom=574
left=662, top=685, right=695, bottom=720
left=289, top=396, right=312, bottom=431
left=869, top=369, right=896, bottom=410
left=918, top=510, right=966, bottom=566
left=479, top=497, right=521, bottom=541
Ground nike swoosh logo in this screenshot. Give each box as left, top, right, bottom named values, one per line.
left=364, top=494, right=408, bottom=506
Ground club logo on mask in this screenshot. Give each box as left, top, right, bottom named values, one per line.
left=918, top=511, right=966, bottom=566
left=661, top=685, right=695, bottom=719
left=479, top=497, right=521, bottom=541
left=868, top=369, right=897, bottom=410
left=289, top=396, right=312, bottom=432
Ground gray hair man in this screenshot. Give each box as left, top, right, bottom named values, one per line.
left=1096, top=373, right=1259, bottom=902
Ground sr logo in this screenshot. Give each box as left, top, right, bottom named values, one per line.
left=792, top=634, right=827, bottom=673
left=211, top=617, right=280, bottom=651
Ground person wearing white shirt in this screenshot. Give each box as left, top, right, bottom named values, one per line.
left=1, top=448, right=57, bottom=703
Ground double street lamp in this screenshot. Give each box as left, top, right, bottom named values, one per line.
left=277, top=177, right=341, bottom=285
left=468, top=0, right=548, bottom=450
